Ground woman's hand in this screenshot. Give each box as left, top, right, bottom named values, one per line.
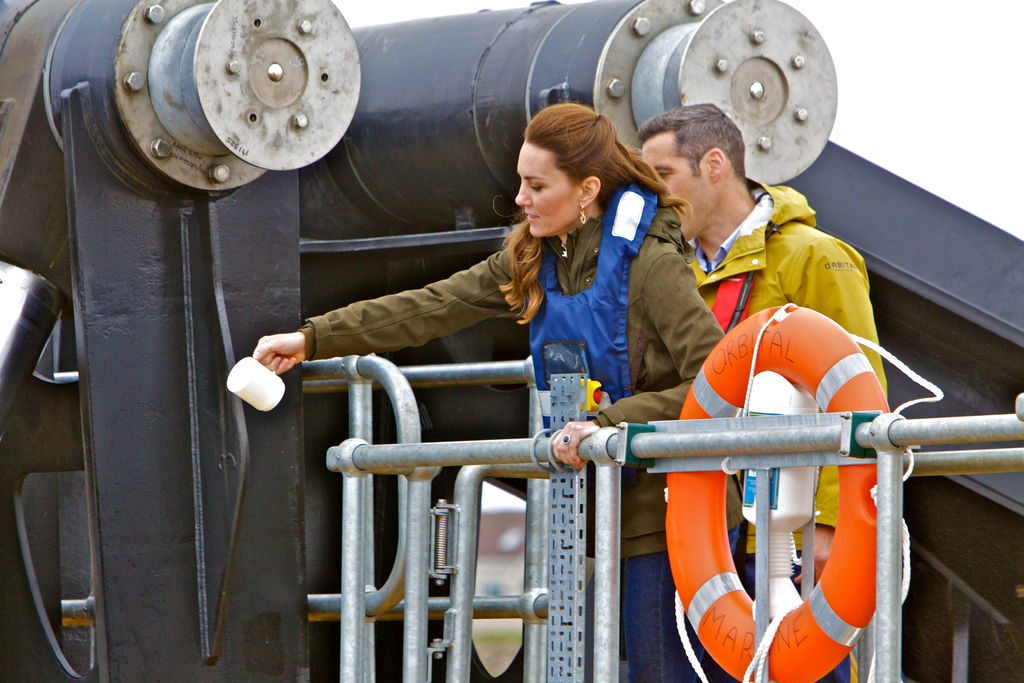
left=253, top=331, right=307, bottom=374
left=550, top=420, right=600, bottom=469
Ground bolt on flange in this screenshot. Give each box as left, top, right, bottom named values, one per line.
left=150, top=138, right=172, bottom=159
left=144, top=4, right=165, bottom=24
left=208, top=163, right=231, bottom=183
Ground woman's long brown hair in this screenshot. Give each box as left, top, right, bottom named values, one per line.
left=500, top=103, right=688, bottom=322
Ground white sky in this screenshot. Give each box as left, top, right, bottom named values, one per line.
left=335, top=0, right=1023, bottom=242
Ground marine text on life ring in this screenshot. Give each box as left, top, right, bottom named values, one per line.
left=666, top=305, right=887, bottom=683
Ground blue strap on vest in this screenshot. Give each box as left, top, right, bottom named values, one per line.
left=529, top=183, right=658, bottom=422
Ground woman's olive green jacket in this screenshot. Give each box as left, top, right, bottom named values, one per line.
left=302, top=207, right=741, bottom=557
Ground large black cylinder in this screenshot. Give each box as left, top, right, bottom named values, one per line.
left=304, top=0, right=655, bottom=237
left=303, top=0, right=841, bottom=239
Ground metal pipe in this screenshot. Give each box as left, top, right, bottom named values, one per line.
left=874, top=443, right=905, bottom=682
left=404, top=471, right=437, bottom=682
left=362, top=469, right=378, bottom=682
left=864, top=413, right=907, bottom=682
left=855, top=619, right=875, bottom=682
left=446, top=464, right=546, bottom=683
left=951, top=587, right=970, bottom=683
left=576, top=427, right=619, bottom=464
left=652, top=452, right=856, bottom=473
left=302, top=357, right=532, bottom=392
left=334, top=355, right=424, bottom=617
left=523, top=386, right=549, bottom=683
left=340, top=471, right=368, bottom=681
left=333, top=424, right=610, bottom=475
left=753, top=467, right=770, bottom=665
left=308, top=594, right=549, bottom=623
left=630, top=424, right=844, bottom=458
left=331, top=417, right=1024, bottom=475
left=331, top=438, right=541, bottom=474
left=354, top=374, right=376, bottom=679
left=592, top=463, right=621, bottom=683
left=342, top=374, right=374, bottom=683
left=354, top=356, right=424, bottom=444
left=523, top=476, right=551, bottom=682
left=66, top=592, right=550, bottom=627
left=343, top=355, right=432, bottom=682
left=908, top=448, right=1024, bottom=477
left=340, top=421, right=860, bottom=477
left=332, top=354, right=430, bottom=682
left=322, top=391, right=1024, bottom=683
left=856, top=413, right=1024, bottom=449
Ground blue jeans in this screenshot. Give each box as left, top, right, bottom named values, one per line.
left=623, top=526, right=740, bottom=682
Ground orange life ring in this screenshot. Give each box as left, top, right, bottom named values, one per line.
left=666, top=305, right=887, bottom=682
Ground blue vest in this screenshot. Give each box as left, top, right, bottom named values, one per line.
left=529, top=184, right=658, bottom=420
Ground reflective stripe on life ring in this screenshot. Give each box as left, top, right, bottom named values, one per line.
left=667, top=305, right=888, bottom=683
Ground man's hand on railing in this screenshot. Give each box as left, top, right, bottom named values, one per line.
left=551, top=420, right=599, bottom=469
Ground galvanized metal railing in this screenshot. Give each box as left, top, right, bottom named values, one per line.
left=318, top=355, right=627, bottom=682
left=314, top=355, right=1024, bottom=683
left=60, top=356, right=1024, bottom=682
left=315, top=355, right=556, bottom=683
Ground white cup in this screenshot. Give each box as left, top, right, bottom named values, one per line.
left=227, top=356, right=285, bottom=411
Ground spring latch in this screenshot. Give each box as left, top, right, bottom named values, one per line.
left=429, top=499, right=458, bottom=585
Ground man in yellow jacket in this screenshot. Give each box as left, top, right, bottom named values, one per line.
left=639, top=103, right=886, bottom=683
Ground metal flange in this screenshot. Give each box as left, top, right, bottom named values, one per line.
left=115, top=0, right=264, bottom=190
left=594, top=0, right=723, bottom=148
left=629, top=0, right=837, bottom=183
left=193, top=0, right=359, bottom=171
left=681, top=0, right=836, bottom=182
left=114, top=0, right=359, bottom=190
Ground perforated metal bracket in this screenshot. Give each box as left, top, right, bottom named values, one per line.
left=547, top=373, right=587, bottom=683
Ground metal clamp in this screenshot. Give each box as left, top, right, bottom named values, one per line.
left=326, top=437, right=368, bottom=473
left=530, top=428, right=567, bottom=472
left=517, top=587, right=549, bottom=623
left=579, top=426, right=619, bottom=464
left=861, top=412, right=907, bottom=452
left=843, top=410, right=883, bottom=457
left=614, top=422, right=656, bottom=467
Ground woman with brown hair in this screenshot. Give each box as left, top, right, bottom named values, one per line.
left=253, top=102, right=736, bottom=680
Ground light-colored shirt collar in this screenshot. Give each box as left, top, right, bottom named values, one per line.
left=691, top=190, right=774, bottom=273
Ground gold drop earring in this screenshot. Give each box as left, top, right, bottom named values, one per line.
left=579, top=204, right=587, bottom=225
